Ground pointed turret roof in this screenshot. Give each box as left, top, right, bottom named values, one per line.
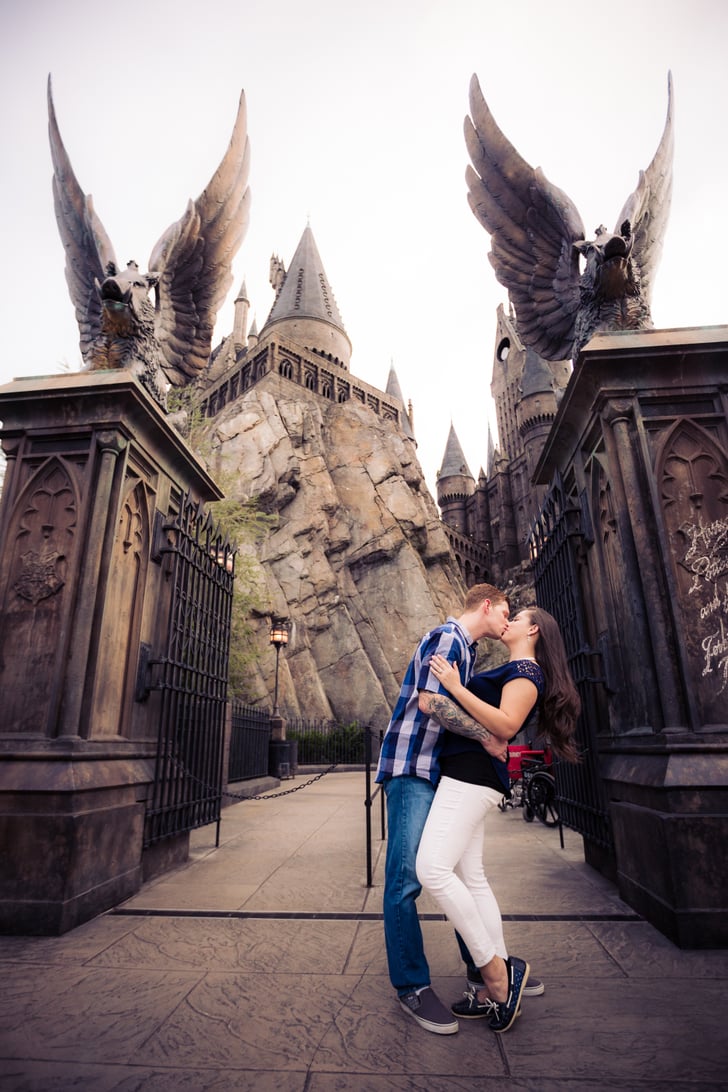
left=439, top=423, right=473, bottom=480
left=260, top=224, right=351, bottom=366
left=263, top=225, right=346, bottom=330
left=385, top=364, right=404, bottom=403
left=385, top=364, right=414, bottom=440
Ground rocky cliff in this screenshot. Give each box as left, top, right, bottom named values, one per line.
left=201, top=371, right=466, bottom=731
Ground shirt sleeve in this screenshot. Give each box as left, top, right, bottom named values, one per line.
left=415, top=629, right=466, bottom=694
left=507, top=660, right=545, bottom=695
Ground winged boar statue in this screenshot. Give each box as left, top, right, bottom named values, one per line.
left=48, top=77, right=251, bottom=403
left=465, top=73, right=674, bottom=361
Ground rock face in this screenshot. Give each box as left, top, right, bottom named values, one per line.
left=203, top=371, right=466, bottom=731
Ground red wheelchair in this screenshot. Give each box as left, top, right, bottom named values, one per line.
left=498, top=745, right=559, bottom=827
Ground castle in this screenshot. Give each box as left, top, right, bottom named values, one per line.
left=198, top=223, right=414, bottom=446
left=198, top=223, right=572, bottom=590
left=436, top=304, right=572, bottom=586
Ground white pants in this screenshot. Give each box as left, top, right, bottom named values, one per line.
left=415, top=776, right=507, bottom=968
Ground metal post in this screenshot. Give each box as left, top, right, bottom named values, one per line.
left=273, top=642, right=281, bottom=715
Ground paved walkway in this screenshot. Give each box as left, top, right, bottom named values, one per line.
left=1, top=770, right=727, bottom=1091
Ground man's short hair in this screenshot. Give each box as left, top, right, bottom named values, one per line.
left=463, top=582, right=508, bottom=611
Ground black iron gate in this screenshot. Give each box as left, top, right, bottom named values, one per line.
left=143, top=492, right=235, bottom=848
left=529, top=473, right=613, bottom=854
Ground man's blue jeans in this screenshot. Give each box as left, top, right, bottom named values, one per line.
left=382, top=775, right=435, bottom=995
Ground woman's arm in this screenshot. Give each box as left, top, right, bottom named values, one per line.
left=429, top=654, right=537, bottom=742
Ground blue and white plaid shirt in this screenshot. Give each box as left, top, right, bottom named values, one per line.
left=375, top=617, right=477, bottom=786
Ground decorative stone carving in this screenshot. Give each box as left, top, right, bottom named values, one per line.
left=47, top=78, right=251, bottom=401
left=13, top=548, right=65, bottom=604
left=0, top=457, right=78, bottom=734
left=465, top=73, right=674, bottom=361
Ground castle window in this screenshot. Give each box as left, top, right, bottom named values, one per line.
left=279, top=359, right=293, bottom=379
left=497, top=338, right=510, bottom=362
left=321, top=380, right=332, bottom=399
left=305, top=371, right=316, bottom=391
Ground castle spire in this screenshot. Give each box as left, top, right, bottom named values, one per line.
left=438, top=422, right=473, bottom=479
left=260, top=223, right=352, bottom=369
left=385, top=363, right=415, bottom=440
left=436, top=423, right=475, bottom=537
left=233, top=277, right=249, bottom=352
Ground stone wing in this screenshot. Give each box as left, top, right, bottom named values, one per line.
left=614, top=72, right=674, bottom=308
left=149, top=91, right=251, bottom=385
left=465, top=74, right=584, bottom=362
left=48, top=76, right=117, bottom=367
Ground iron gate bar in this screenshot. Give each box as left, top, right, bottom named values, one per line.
left=144, top=491, right=235, bottom=849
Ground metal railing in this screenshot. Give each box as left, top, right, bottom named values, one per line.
left=229, top=701, right=272, bottom=781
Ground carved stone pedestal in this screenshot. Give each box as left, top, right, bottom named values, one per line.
left=0, top=371, right=220, bottom=934
left=534, top=326, right=728, bottom=947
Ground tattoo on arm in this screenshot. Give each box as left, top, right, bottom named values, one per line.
left=428, top=694, right=493, bottom=743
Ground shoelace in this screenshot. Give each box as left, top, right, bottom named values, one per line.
left=464, top=987, right=497, bottom=1014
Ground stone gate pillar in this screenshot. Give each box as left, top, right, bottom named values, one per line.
left=534, top=326, right=728, bottom=947
left=0, top=370, right=221, bottom=934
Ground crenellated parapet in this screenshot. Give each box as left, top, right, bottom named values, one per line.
left=200, top=331, right=408, bottom=432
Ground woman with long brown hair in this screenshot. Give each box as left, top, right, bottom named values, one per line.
left=415, top=606, right=580, bottom=1033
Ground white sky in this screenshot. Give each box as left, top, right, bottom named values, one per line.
left=1, top=0, right=727, bottom=496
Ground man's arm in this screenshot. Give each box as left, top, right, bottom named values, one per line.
left=419, top=691, right=508, bottom=761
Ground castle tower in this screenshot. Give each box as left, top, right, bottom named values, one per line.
left=436, top=424, right=475, bottom=536
left=437, top=302, right=573, bottom=585
left=199, top=226, right=411, bottom=443
left=491, top=305, right=523, bottom=463
left=233, top=278, right=250, bottom=352
left=517, top=348, right=559, bottom=480
left=259, top=224, right=352, bottom=369
left=483, top=303, right=573, bottom=574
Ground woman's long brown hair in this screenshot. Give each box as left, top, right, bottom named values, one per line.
left=528, top=607, right=581, bottom=763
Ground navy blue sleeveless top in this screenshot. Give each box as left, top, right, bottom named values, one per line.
left=439, top=659, right=544, bottom=793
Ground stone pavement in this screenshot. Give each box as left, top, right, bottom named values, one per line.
left=1, top=769, right=727, bottom=1091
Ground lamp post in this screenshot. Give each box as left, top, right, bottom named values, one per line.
left=268, top=618, right=292, bottom=779
left=269, top=618, right=289, bottom=716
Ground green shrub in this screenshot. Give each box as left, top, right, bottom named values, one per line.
left=287, top=722, right=367, bottom=764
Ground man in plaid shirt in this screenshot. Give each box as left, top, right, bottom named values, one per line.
left=376, top=583, right=510, bottom=1034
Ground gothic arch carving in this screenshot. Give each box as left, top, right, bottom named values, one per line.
left=0, top=457, right=79, bottom=735
left=3, top=456, right=78, bottom=610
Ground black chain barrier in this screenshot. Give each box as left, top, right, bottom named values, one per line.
left=227, top=765, right=339, bottom=801
left=164, top=752, right=340, bottom=806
